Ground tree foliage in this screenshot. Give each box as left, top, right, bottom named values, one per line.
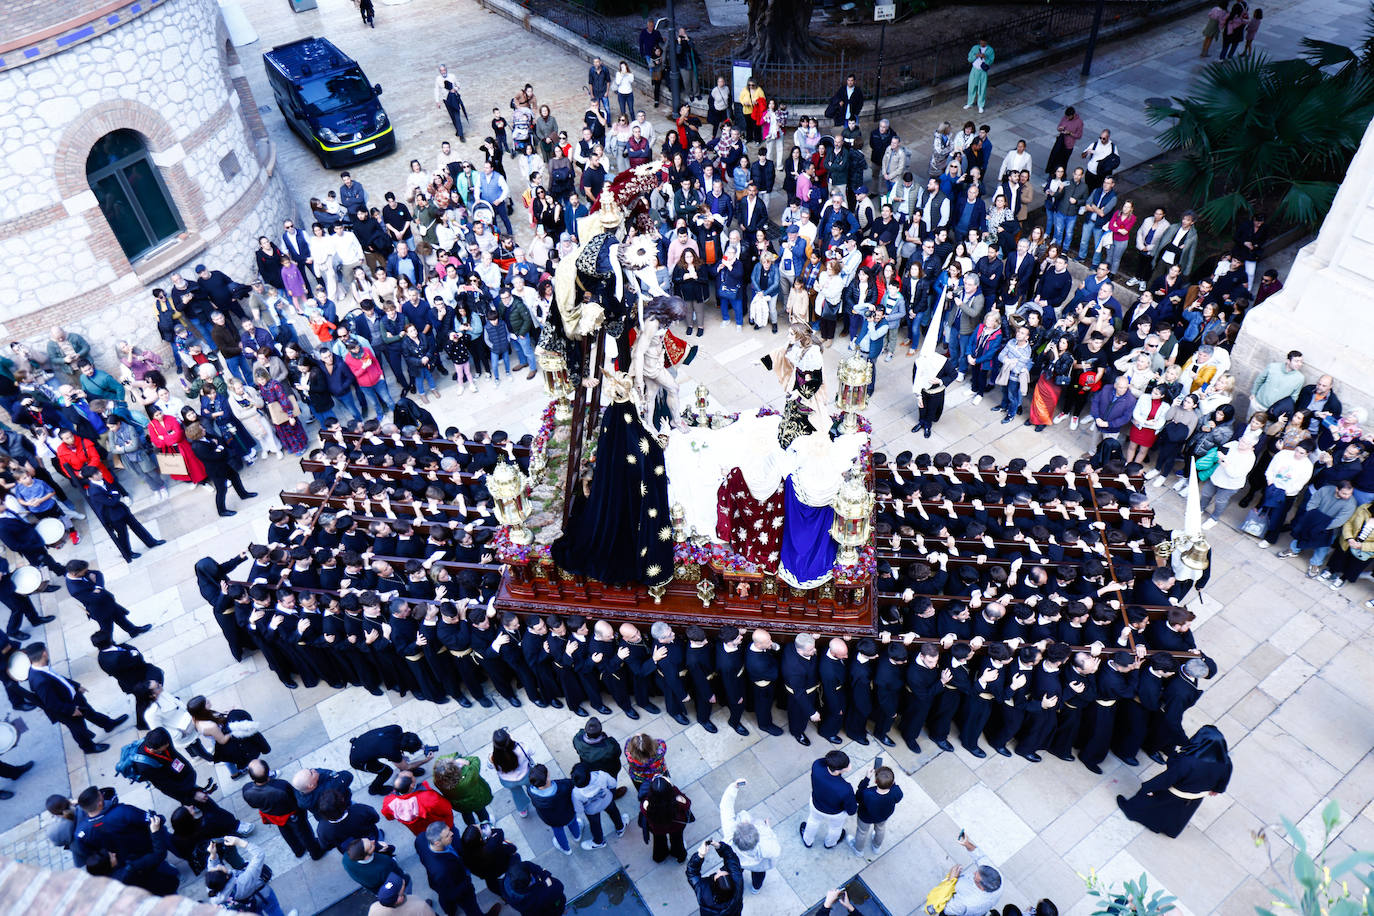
left=1255, top=801, right=1374, bottom=916
left=1147, top=9, right=1374, bottom=234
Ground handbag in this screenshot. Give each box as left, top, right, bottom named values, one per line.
left=155, top=449, right=188, bottom=477
left=702, top=237, right=719, bottom=265
left=266, top=400, right=292, bottom=425
left=1240, top=507, right=1269, bottom=537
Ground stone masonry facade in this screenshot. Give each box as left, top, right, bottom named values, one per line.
left=0, top=0, right=290, bottom=363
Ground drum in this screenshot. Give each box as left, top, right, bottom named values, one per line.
left=36, top=517, right=65, bottom=546
left=11, top=566, right=43, bottom=596
left=5, top=651, right=29, bottom=683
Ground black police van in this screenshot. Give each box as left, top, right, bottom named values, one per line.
left=263, top=37, right=394, bottom=167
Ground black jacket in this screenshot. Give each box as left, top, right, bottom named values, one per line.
left=97, top=644, right=163, bottom=694
left=686, top=843, right=744, bottom=916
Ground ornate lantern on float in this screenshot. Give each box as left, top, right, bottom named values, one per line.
left=490, top=459, right=534, bottom=545
left=536, top=348, right=573, bottom=421
left=830, top=467, right=874, bottom=567
left=836, top=354, right=872, bottom=435
left=671, top=502, right=687, bottom=543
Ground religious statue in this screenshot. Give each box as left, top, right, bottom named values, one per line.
left=630, top=295, right=689, bottom=433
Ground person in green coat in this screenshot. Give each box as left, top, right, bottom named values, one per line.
left=965, top=40, right=994, bottom=113
left=432, top=754, right=494, bottom=826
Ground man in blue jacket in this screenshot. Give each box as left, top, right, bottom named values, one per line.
left=1090, top=375, right=1137, bottom=450
left=65, top=559, right=148, bottom=641
left=415, top=822, right=495, bottom=916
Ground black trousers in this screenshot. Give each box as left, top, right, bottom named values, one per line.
left=1017, top=708, right=1056, bottom=755
left=927, top=689, right=963, bottom=742
left=900, top=693, right=937, bottom=747
left=0, top=758, right=28, bottom=779
left=651, top=830, right=686, bottom=863
left=91, top=609, right=142, bottom=643
left=1048, top=704, right=1087, bottom=759
left=210, top=470, right=251, bottom=515
left=844, top=703, right=872, bottom=742
left=1, top=590, right=41, bottom=636
left=751, top=682, right=777, bottom=731
left=103, top=516, right=159, bottom=562
left=1079, top=702, right=1118, bottom=766
left=1112, top=700, right=1149, bottom=760
left=58, top=696, right=120, bottom=751
left=279, top=808, right=324, bottom=859
left=960, top=696, right=993, bottom=753
left=437, top=881, right=484, bottom=916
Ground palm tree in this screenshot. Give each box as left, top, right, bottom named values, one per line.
left=1146, top=15, right=1374, bottom=234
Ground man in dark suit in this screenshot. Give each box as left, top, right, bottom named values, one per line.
left=79, top=467, right=165, bottom=563
left=93, top=632, right=162, bottom=728
left=684, top=626, right=718, bottom=734
left=845, top=639, right=877, bottom=745
left=781, top=634, right=821, bottom=746
left=65, top=559, right=148, bottom=641
left=26, top=643, right=128, bottom=753
left=745, top=628, right=783, bottom=737
left=0, top=510, right=66, bottom=576
left=0, top=555, right=55, bottom=638
left=243, top=759, right=326, bottom=860
left=713, top=626, right=750, bottom=736
left=736, top=184, right=769, bottom=235
left=84, top=811, right=179, bottom=896
left=415, top=822, right=494, bottom=916
left=187, top=427, right=257, bottom=518
left=74, top=785, right=150, bottom=859
left=816, top=638, right=848, bottom=746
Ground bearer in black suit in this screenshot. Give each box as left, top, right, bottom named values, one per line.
left=64, top=560, right=149, bottom=641
left=26, top=643, right=128, bottom=753
left=79, top=467, right=165, bottom=562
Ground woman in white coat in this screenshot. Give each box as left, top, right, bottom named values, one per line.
left=719, top=778, right=781, bottom=894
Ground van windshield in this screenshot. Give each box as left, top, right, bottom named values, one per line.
left=299, top=70, right=375, bottom=116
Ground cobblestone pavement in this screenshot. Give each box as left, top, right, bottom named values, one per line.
left=2, top=0, right=1370, bottom=913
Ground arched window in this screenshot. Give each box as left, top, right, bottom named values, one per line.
left=86, top=130, right=183, bottom=261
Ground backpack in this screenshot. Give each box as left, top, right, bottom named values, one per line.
left=549, top=158, right=574, bottom=197
left=115, top=740, right=158, bottom=783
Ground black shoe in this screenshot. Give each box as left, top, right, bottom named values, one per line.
left=507, top=696, right=522, bottom=707
left=283, top=680, right=299, bottom=689
left=823, top=829, right=847, bottom=850
left=911, top=424, right=922, bottom=433
left=572, top=706, right=590, bottom=717
left=670, top=712, right=690, bottom=726
left=876, top=734, right=896, bottom=748
left=1054, top=752, right=1076, bottom=762
left=1116, top=794, right=1129, bottom=811
left=799, top=823, right=813, bottom=848
left=366, top=687, right=383, bottom=696
left=1146, top=751, right=1168, bottom=765
left=732, top=724, right=750, bottom=736
left=1117, top=755, right=1140, bottom=767
left=696, top=328, right=703, bottom=337
left=31, top=614, right=56, bottom=625
left=149, top=539, right=167, bottom=547
left=906, top=741, right=922, bottom=754
left=595, top=705, right=612, bottom=715
left=964, top=745, right=987, bottom=759
left=826, top=735, right=844, bottom=745
left=1019, top=752, right=1042, bottom=763
left=624, top=708, right=640, bottom=720
left=761, top=725, right=784, bottom=736
left=12, top=703, right=36, bottom=712
left=242, top=492, right=259, bottom=499
left=42, top=585, right=60, bottom=593
left=218, top=510, right=237, bottom=517
left=923, top=425, right=932, bottom=438
left=1084, top=761, right=1103, bottom=774
left=8, top=631, right=28, bottom=642
left=103, top=714, right=129, bottom=732
left=0, top=789, right=15, bottom=800
left=422, top=744, right=438, bottom=756
left=82, top=743, right=109, bottom=754
left=130, top=624, right=152, bottom=635
left=935, top=739, right=955, bottom=752
left=794, top=733, right=811, bottom=746
left=457, top=697, right=473, bottom=708
left=126, top=553, right=142, bottom=561
left=477, top=697, right=494, bottom=708
left=771, top=323, right=778, bottom=333
left=549, top=699, right=564, bottom=709
left=8, top=761, right=33, bottom=779
left=533, top=700, right=548, bottom=708
left=641, top=703, right=661, bottom=715
left=993, top=745, right=1012, bottom=758
left=851, top=735, right=870, bottom=746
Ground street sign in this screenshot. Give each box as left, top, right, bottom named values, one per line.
left=874, top=3, right=895, bottom=20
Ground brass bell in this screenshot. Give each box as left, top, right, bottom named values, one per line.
left=1179, top=536, right=1211, bottom=571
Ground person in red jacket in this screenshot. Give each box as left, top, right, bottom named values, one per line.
left=342, top=340, right=396, bottom=419
left=381, top=772, right=454, bottom=837
left=55, top=429, right=121, bottom=491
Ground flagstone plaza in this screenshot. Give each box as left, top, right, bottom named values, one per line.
left=0, top=0, right=1370, bottom=912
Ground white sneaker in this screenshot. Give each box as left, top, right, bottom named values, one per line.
left=1257, top=540, right=1271, bottom=548
left=978, top=105, right=984, bottom=113
left=1143, top=468, right=1159, bottom=480
left=1054, top=413, right=1068, bottom=424
left=972, top=395, right=983, bottom=405
left=1201, top=518, right=1218, bottom=530
left=1069, top=417, right=1079, bottom=430
left=581, top=839, right=606, bottom=850
left=1172, top=479, right=1188, bottom=493
left=556, top=839, right=573, bottom=855
left=963, top=103, right=972, bottom=110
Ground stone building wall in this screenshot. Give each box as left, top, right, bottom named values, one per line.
left=0, top=0, right=290, bottom=363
